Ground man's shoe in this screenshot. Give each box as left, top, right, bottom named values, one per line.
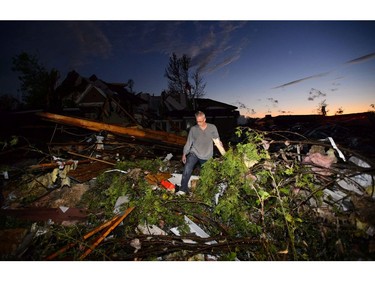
left=175, top=191, right=186, bottom=196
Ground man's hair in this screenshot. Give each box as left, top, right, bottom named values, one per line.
left=195, top=111, right=205, bottom=118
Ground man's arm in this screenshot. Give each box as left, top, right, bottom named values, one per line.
left=182, top=127, right=195, bottom=164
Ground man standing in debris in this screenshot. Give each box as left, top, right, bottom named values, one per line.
left=176, top=111, right=221, bottom=196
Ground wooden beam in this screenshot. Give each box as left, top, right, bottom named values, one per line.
left=36, top=112, right=187, bottom=147
left=79, top=206, right=135, bottom=260
left=67, top=151, right=116, bottom=166
left=29, top=159, right=91, bottom=170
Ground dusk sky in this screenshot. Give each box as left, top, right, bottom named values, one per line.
left=1, top=1, right=374, bottom=279
left=1, top=4, right=374, bottom=119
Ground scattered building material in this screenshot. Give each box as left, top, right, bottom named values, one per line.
left=2, top=109, right=375, bottom=261
left=67, top=151, right=116, bottom=166
left=79, top=206, right=135, bottom=260
left=29, top=159, right=91, bottom=170
left=46, top=213, right=123, bottom=260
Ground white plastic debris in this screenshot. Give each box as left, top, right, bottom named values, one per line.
left=2, top=171, right=9, bottom=179
left=104, top=169, right=128, bottom=174
left=337, top=156, right=373, bottom=197
left=130, top=238, right=142, bottom=253
left=95, top=135, right=105, bottom=150
left=137, top=224, right=166, bottom=235
left=163, top=153, right=173, bottom=162
left=327, top=137, right=346, bottom=162
left=59, top=206, right=69, bottom=213
left=34, top=224, right=49, bottom=237
left=113, top=195, right=130, bottom=214
left=168, top=173, right=199, bottom=188
left=323, top=189, right=349, bottom=210
left=170, top=215, right=217, bottom=245
left=319, top=137, right=346, bottom=162
left=214, top=182, right=228, bottom=205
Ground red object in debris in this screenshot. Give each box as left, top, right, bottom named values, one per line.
left=160, top=180, right=175, bottom=190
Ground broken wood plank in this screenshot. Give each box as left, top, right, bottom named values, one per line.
left=79, top=206, right=135, bottom=260
left=46, top=214, right=122, bottom=260
left=36, top=112, right=187, bottom=147
left=67, top=161, right=113, bottom=183
left=29, top=159, right=91, bottom=170
left=67, top=151, right=116, bottom=166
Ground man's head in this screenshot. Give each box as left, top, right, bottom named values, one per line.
left=195, top=111, right=206, bottom=128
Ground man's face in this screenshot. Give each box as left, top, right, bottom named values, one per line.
left=196, top=116, right=206, bottom=128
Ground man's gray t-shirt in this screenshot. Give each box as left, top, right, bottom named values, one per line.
left=183, top=123, right=220, bottom=160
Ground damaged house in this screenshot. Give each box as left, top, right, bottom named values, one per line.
left=56, top=71, right=240, bottom=139
left=55, top=71, right=147, bottom=127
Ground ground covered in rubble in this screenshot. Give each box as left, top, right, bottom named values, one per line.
left=1, top=112, right=375, bottom=261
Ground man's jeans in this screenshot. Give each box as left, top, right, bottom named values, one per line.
left=180, top=153, right=207, bottom=193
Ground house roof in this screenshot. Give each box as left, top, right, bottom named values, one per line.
left=194, top=98, right=237, bottom=110
left=57, top=71, right=146, bottom=107
left=166, top=98, right=239, bottom=119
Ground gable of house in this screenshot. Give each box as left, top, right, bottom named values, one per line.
left=56, top=71, right=146, bottom=125
left=76, top=84, right=107, bottom=106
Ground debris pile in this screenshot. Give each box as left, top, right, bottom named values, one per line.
left=0, top=112, right=375, bottom=261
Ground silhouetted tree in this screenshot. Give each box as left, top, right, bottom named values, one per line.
left=164, top=53, right=206, bottom=109
left=191, top=69, right=206, bottom=99
left=317, top=99, right=328, bottom=116
left=335, top=106, right=344, bottom=115
left=12, top=52, right=60, bottom=110
left=164, top=53, right=190, bottom=95
left=127, top=79, right=135, bottom=93
left=190, top=69, right=206, bottom=110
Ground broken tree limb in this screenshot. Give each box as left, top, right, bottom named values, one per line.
left=36, top=112, right=187, bottom=147
left=79, top=206, right=135, bottom=260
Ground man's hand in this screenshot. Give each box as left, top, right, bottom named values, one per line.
left=182, top=154, right=186, bottom=164
left=213, top=138, right=226, bottom=156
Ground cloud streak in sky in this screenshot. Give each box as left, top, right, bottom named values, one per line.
left=191, top=22, right=248, bottom=73
left=272, top=51, right=375, bottom=90
left=345, top=52, right=375, bottom=64
left=122, top=21, right=249, bottom=74
left=70, top=22, right=112, bottom=57
left=272, top=72, right=329, bottom=89
left=308, top=88, right=327, bottom=101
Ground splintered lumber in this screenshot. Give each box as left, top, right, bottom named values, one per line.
left=79, top=206, right=135, bottom=260
left=46, top=214, right=122, bottom=260
left=29, top=159, right=91, bottom=170
left=36, top=112, right=186, bottom=147
left=67, top=151, right=116, bottom=166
